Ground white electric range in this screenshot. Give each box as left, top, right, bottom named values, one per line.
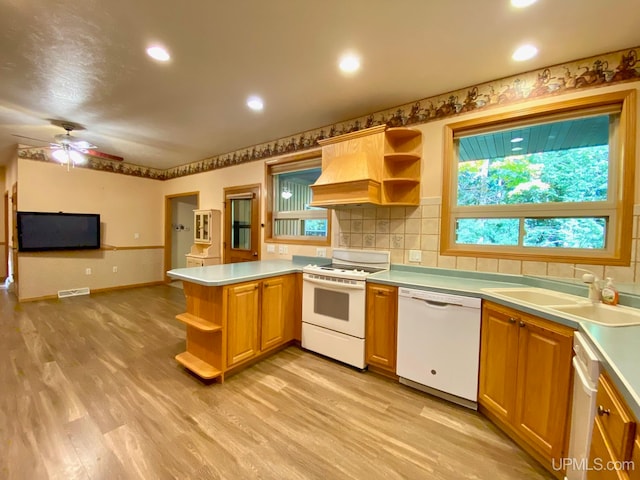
left=301, top=248, right=390, bottom=368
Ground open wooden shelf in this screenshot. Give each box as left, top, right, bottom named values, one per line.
left=383, top=178, right=420, bottom=184
left=381, top=127, right=421, bottom=206
left=385, top=127, right=421, bottom=141
left=175, top=351, right=222, bottom=379
left=383, top=153, right=421, bottom=162
left=175, top=312, right=221, bottom=332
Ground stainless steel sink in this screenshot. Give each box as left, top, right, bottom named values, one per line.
left=550, top=303, right=640, bottom=327
left=482, top=287, right=589, bottom=306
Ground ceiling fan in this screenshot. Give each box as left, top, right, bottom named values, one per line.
left=15, top=122, right=124, bottom=168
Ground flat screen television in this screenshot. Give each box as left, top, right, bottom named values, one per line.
left=17, top=211, right=101, bottom=252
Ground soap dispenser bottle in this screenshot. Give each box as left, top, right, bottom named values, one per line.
left=601, top=277, right=619, bottom=306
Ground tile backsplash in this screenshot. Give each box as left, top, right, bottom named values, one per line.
left=335, top=198, right=639, bottom=284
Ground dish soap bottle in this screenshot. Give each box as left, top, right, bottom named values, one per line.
left=601, top=277, right=619, bottom=306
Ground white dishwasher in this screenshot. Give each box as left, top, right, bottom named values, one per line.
left=566, top=331, right=601, bottom=480
left=397, top=287, right=482, bottom=409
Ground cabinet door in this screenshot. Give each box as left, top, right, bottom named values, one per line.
left=588, top=418, right=628, bottom=480
left=365, top=283, right=398, bottom=372
left=478, top=302, right=519, bottom=422
left=186, top=257, right=204, bottom=268
left=226, top=282, right=260, bottom=367
left=513, top=314, right=573, bottom=460
left=194, top=211, right=212, bottom=244
left=261, top=275, right=294, bottom=351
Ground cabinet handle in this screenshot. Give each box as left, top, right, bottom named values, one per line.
left=508, top=317, right=517, bottom=324
left=377, top=290, right=388, bottom=296
left=519, top=321, right=526, bottom=328
left=597, top=405, right=611, bottom=416
left=255, top=284, right=260, bottom=289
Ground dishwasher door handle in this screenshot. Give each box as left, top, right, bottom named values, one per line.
left=412, top=298, right=465, bottom=308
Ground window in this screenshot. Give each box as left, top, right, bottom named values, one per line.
left=442, top=90, right=636, bottom=265
left=265, top=151, right=331, bottom=245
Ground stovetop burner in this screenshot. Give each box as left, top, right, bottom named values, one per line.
left=302, top=249, right=390, bottom=280
left=319, top=264, right=384, bottom=274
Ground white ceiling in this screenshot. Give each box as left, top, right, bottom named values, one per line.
left=1, top=0, right=639, bottom=170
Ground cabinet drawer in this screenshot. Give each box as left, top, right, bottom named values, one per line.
left=186, top=257, right=204, bottom=268
left=596, top=374, right=636, bottom=462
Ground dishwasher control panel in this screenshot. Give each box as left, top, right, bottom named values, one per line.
left=398, top=287, right=481, bottom=309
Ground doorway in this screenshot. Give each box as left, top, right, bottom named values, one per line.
left=2, top=191, right=7, bottom=283
left=164, top=192, right=199, bottom=281
left=223, top=184, right=261, bottom=263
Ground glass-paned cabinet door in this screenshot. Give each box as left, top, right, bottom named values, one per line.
left=194, top=210, right=212, bottom=244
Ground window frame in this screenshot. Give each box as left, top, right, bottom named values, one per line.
left=265, top=149, right=331, bottom=246
left=441, top=90, right=636, bottom=266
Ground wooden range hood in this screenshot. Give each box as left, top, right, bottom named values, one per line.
left=310, top=124, right=422, bottom=208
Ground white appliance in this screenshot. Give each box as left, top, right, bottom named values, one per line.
left=566, top=331, right=601, bottom=480
left=302, top=249, right=390, bottom=368
left=397, top=287, right=482, bottom=409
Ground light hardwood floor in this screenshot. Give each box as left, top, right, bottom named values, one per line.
left=0, top=285, right=553, bottom=480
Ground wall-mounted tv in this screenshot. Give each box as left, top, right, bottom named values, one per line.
left=17, top=212, right=101, bottom=252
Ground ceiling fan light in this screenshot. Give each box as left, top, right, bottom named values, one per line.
left=69, top=150, right=86, bottom=165
left=52, top=149, right=68, bottom=163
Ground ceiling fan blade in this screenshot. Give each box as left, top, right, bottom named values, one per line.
left=80, top=148, right=124, bottom=162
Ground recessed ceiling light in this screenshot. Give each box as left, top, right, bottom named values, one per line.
left=247, top=96, right=264, bottom=111
left=511, top=0, right=537, bottom=7
left=511, top=137, right=524, bottom=143
left=339, top=53, right=361, bottom=74
left=146, top=46, right=170, bottom=62
left=512, top=147, right=523, bottom=152
left=512, top=44, right=538, bottom=61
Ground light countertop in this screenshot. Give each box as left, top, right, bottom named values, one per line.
left=167, top=259, right=301, bottom=286
left=579, top=322, right=640, bottom=420
left=168, top=259, right=640, bottom=419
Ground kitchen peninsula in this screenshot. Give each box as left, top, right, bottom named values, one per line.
left=167, top=260, right=311, bottom=381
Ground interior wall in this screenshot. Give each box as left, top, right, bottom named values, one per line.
left=334, top=82, right=640, bottom=284
left=17, top=159, right=164, bottom=300
left=163, top=160, right=331, bottom=261
left=171, top=195, right=197, bottom=269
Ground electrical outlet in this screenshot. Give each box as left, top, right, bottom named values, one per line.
left=85, top=268, right=92, bottom=275
left=112, top=266, right=118, bottom=273
left=316, top=247, right=326, bottom=257
left=266, top=244, right=275, bottom=253
left=278, top=245, right=288, bottom=254
left=134, top=233, right=140, bottom=239
left=409, top=250, right=422, bottom=263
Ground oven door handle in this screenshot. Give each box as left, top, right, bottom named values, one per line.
left=303, top=276, right=366, bottom=290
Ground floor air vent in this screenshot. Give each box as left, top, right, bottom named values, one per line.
left=57, top=288, right=91, bottom=298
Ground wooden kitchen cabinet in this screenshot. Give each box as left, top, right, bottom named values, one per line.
left=479, top=301, right=574, bottom=474
left=260, top=275, right=295, bottom=351
left=365, top=283, right=398, bottom=375
left=226, top=281, right=261, bottom=367
left=587, top=372, right=637, bottom=480
left=175, top=273, right=297, bottom=381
